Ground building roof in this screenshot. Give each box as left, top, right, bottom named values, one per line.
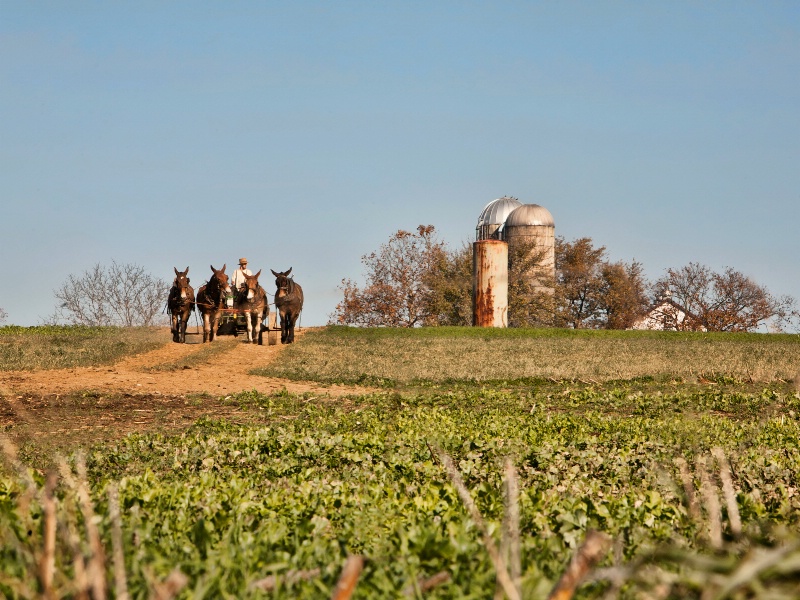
left=476, top=196, right=523, bottom=228
left=630, top=296, right=704, bottom=331
left=505, top=203, right=555, bottom=228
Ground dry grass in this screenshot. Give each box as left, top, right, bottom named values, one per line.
left=258, top=326, right=800, bottom=384
left=140, top=337, right=239, bottom=372
left=0, top=326, right=166, bottom=371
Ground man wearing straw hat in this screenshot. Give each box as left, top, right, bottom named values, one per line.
left=231, top=258, right=252, bottom=293
left=227, top=257, right=253, bottom=310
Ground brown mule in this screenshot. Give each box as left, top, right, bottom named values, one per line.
left=235, top=270, right=269, bottom=344
left=271, top=267, right=304, bottom=344
left=167, top=267, right=195, bottom=343
left=196, top=264, right=231, bottom=343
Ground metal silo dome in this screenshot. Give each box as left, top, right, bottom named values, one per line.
left=504, top=204, right=555, bottom=228
left=476, top=196, right=523, bottom=240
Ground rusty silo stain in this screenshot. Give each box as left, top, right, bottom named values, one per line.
left=473, top=239, right=508, bottom=327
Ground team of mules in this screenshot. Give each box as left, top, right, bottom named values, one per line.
left=168, top=264, right=303, bottom=345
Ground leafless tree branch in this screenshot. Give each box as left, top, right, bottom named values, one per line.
left=50, top=261, right=169, bottom=326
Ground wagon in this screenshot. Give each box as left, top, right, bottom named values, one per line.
left=215, top=304, right=280, bottom=345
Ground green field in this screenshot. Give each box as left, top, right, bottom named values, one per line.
left=2, top=326, right=800, bottom=599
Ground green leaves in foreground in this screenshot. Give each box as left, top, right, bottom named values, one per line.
left=2, top=387, right=800, bottom=598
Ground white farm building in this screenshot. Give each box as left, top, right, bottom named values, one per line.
left=630, top=292, right=704, bottom=331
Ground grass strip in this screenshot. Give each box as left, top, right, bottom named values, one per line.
left=253, top=326, right=800, bottom=386
left=0, top=326, right=167, bottom=371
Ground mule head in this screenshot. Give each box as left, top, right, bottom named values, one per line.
left=209, top=264, right=231, bottom=294
left=272, top=268, right=295, bottom=299
left=173, top=267, right=191, bottom=298
left=243, top=270, right=262, bottom=300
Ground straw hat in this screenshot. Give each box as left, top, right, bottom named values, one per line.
left=239, top=257, right=248, bottom=265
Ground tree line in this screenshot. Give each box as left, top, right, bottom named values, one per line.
left=331, top=225, right=798, bottom=333
left=14, top=229, right=794, bottom=332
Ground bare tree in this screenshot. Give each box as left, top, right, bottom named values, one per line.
left=0, top=307, right=7, bottom=325
left=51, top=261, right=170, bottom=326
left=331, top=226, right=448, bottom=327
left=653, top=262, right=798, bottom=332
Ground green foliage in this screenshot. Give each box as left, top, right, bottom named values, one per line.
left=4, top=328, right=800, bottom=597
left=3, top=386, right=800, bottom=597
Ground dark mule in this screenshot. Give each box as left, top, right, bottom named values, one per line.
left=196, top=264, right=231, bottom=343
left=167, top=267, right=195, bottom=343
left=235, top=270, right=269, bottom=344
left=271, top=268, right=304, bottom=344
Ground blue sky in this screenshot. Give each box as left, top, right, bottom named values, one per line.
left=2, top=1, right=799, bottom=327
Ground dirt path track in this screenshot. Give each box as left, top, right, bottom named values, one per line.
left=0, top=329, right=371, bottom=462
left=0, top=328, right=362, bottom=399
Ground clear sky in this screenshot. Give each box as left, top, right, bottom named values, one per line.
left=2, top=1, right=799, bottom=328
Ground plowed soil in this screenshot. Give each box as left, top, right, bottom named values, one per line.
left=0, top=328, right=370, bottom=463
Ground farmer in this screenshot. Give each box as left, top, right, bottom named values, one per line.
left=231, top=257, right=252, bottom=292
left=229, top=257, right=252, bottom=307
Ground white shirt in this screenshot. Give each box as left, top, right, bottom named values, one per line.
left=231, top=266, right=252, bottom=290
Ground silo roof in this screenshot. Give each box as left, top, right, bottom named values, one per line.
left=505, top=204, right=555, bottom=227
left=476, top=196, right=523, bottom=227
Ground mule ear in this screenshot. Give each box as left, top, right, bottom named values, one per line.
left=286, top=267, right=292, bottom=276
left=210, top=264, right=216, bottom=272
left=253, top=269, right=261, bottom=279
left=185, top=266, right=189, bottom=274
left=221, top=263, right=227, bottom=273
left=174, top=267, right=180, bottom=276
left=271, top=269, right=279, bottom=277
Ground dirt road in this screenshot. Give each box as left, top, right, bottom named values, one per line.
left=0, top=328, right=360, bottom=399
left=0, top=329, right=369, bottom=462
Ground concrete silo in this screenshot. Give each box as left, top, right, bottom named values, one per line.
left=502, top=204, right=556, bottom=292
left=472, top=239, right=508, bottom=327
left=475, top=196, right=522, bottom=241
left=473, top=198, right=518, bottom=327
